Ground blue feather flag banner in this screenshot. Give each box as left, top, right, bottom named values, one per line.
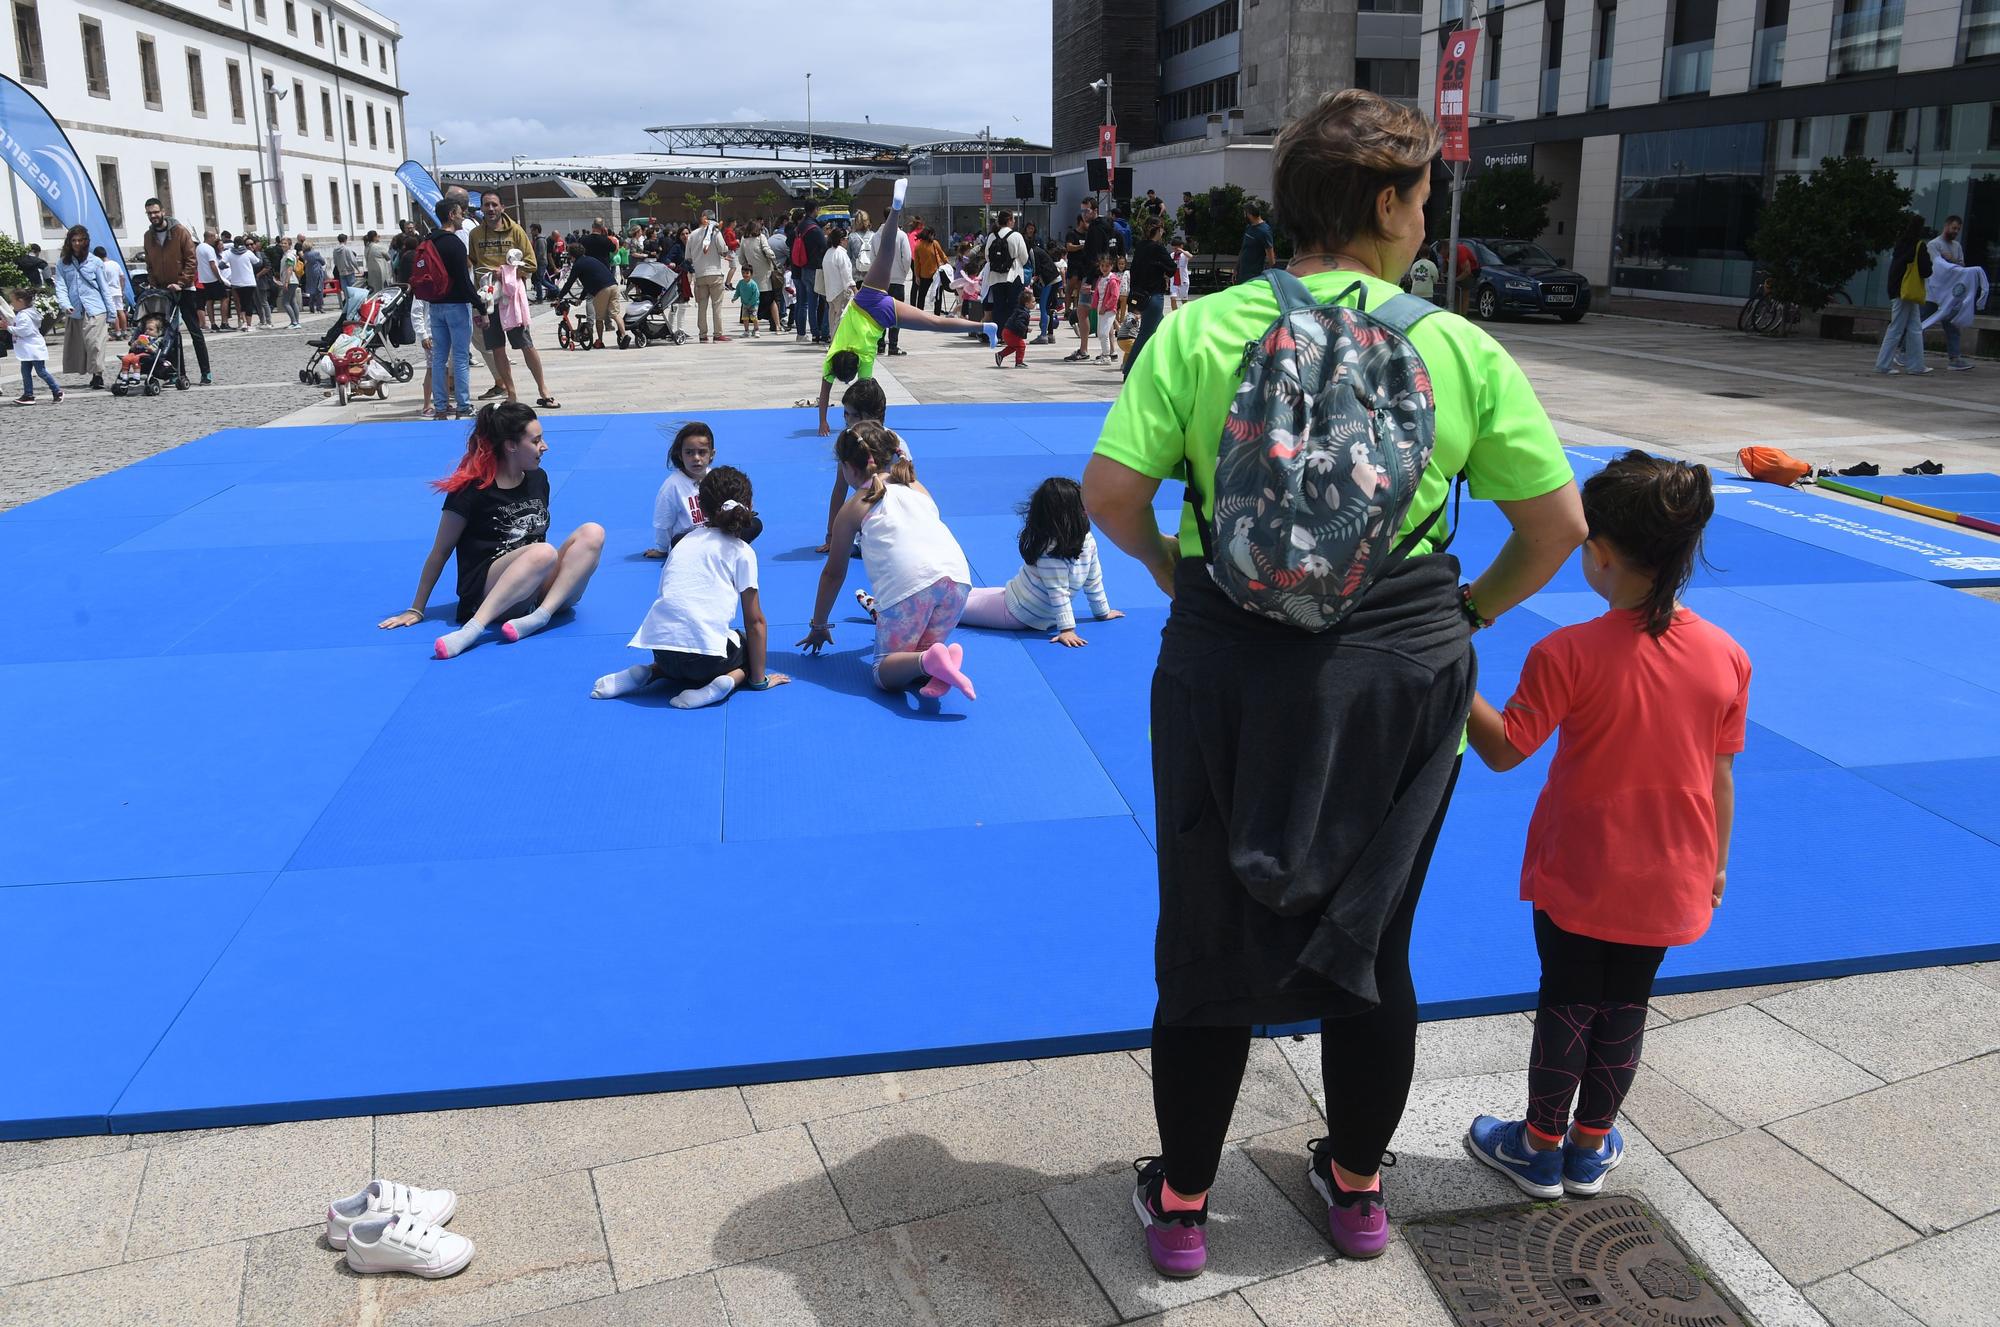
left=0, top=74, right=135, bottom=299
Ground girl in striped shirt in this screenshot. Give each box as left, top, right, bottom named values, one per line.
left=964, top=477, right=1124, bottom=647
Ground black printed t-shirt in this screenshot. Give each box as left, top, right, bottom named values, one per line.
left=443, top=469, right=551, bottom=621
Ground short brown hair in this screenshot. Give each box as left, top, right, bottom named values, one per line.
left=1272, top=89, right=1438, bottom=251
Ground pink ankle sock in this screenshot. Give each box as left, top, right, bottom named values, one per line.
left=1160, top=1183, right=1206, bottom=1212
left=918, top=641, right=975, bottom=700
left=1333, top=1171, right=1381, bottom=1194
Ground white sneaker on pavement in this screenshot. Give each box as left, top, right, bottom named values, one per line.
left=327, top=1179, right=458, bottom=1249
left=343, top=1214, right=475, bottom=1278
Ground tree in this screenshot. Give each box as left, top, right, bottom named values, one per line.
left=1748, top=155, right=1911, bottom=311
left=680, top=191, right=704, bottom=218
left=1182, top=184, right=1274, bottom=273
left=755, top=187, right=783, bottom=211
left=1459, top=166, right=1561, bottom=240
left=0, top=234, right=29, bottom=288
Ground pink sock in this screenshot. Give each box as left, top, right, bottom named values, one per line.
left=918, top=641, right=975, bottom=700
left=1160, top=1183, right=1206, bottom=1212
left=1334, top=1171, right=1381, bottom=1194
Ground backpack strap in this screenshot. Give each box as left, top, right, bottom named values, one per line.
left=1262, top=266, right=1320, bottom=316
left=1368, top=291, right=1444, bottom=337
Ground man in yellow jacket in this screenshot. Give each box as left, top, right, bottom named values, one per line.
left=467, top=195, right=560, bottom=408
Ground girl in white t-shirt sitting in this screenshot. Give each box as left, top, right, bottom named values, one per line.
left=646, top=421, right=715, bottom=557
left=799, top=421, right=977, bottom=701
left=593, top=466, right=789, bottom=708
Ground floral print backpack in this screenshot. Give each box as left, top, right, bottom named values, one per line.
left=1187, top=268, right=1452, bottom=632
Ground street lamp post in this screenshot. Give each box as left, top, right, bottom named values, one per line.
left=430, top=131, right=446, bottom=181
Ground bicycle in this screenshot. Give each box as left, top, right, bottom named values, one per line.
left=1740, top=272, right=1848, bottom=337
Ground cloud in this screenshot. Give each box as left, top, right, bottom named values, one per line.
left=392, top=0, right=1053, bottom=169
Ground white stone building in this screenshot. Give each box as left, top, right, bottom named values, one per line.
left=4, top=0, right=407, bottom=255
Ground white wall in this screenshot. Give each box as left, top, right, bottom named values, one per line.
left=2, top=0, right=406, bottom=252
left=1557, top=0, right=1596, bottom=113
left=1898, top=0, right=1970, bottom=70
left=1781, top=0, right=1836, bottom=84
left=1609, top=0, right=1670, bottom=106
left=1571, top=133, right=1622, bottom=286
left=1710, top=0, right=1761, bottom=93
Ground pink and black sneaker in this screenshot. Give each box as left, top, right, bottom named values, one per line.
left=1307, top=1138, right=1396, bottom=1259
left=1131, top=1157, right=1207, bottom=1279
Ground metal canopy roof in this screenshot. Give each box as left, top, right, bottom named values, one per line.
left=644, top=120, right=1048, bottom=159
left=442, top=153, right=849, bottom=189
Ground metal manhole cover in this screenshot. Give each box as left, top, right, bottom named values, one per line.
left=1706, top=391, right=1762, bottom=399
left=1407, top=1196, right=1747, bottom=1326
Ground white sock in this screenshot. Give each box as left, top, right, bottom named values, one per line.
left=669, top=676, right=737, bottom=709
left=501, top=606, right=553, bottom=643
left=433, top=623, right=482, bottom=659
left=592, top=664, right=655, bottom=699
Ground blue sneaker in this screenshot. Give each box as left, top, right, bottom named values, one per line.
left=1562, top=1126, right=1625, bottom=1195
left=1464, top=1116, right=1564, bottom=1199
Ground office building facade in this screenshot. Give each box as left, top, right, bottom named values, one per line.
left=1418, top=0, right=1997, bottom=303
left=4, top=0, right=407, bottom=251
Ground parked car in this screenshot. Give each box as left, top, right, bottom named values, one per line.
left=1439, top=238, right=1591, bottom=323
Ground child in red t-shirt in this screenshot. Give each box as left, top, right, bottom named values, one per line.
left=1462, top=450, right=1750, bottom=1201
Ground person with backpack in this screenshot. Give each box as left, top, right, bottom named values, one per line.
left=790, top=209, right=828, bottom=344
left=984, top=210, right=1030, bottom=346
left=1081, top=89, right=1587, bottom=1280
left=416, top=197, right=479, bottom=419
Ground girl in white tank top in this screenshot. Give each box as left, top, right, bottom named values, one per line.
left=801, top=422, right=977, bottom=701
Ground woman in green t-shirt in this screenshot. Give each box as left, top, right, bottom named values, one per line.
left=1082, top=89, right=1588, bottom=1276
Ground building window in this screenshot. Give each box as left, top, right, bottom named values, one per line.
left=303, top=174, right=316, bottom=225
left=366, top=103, right=377, bottom=149
left=311, top=10, right=322, bottom=44
left=185, top=48, right=206, bottom=115
left=152, top=165, right=172, bottom=215
left=352, top=180, right=363, bottom=224
left=137, top=35, right=161, bottom=109
left=1160, top=73, right=1241, bottom=122
left=97, top=158, right=123, bottom=228
left=1753, top=0, right=1788, bottom=85
left=1933, top=103, right=1952, bottom=148
left=13, top=2, right=47, bottom=86
left=1663, top=0, right=1717, bottom=96
left=1542, top=9, right=1564, bottom=114
left=384, top=108, right=395, bottom=151
left=253, top=0, right=265, bottom=17
left=372, top=183, right=382, bottom=225
left=293, top=79, right=307, bottom=134
left=1591, top=0, right=1617, bottom=108
left=78, top=16, right=108, bottom=97
left=1960, top=0, right=1999, bottom=59
left=321, top=88, right=334, bottom=139
left=1843, top=113, right=1868, bottom=154
left=345, top=97, right=357, bottom=143
left=1161, top=1, right=1241, bottom=58
left=284, top=0, right=295, bottom=34
left=378, top=45, right=386, bottom=71
left=392, top=195, right=400, bottom=225
left=359, top=33, right=367, bottom=61
left=1791, top=117, right=1809, bottom=154
left=1484, top=6, right=1505, bottom=114
left=200, top=169, right=219, bottom=231
left=226, top=58, right=245, bottom=122
left=1829, top=0, right=1903, bottom=77
left=1356, top=58, right=1420, bottom=98
left=337, top=22, right=347, bottom=54
left=1247, top=62, right=1257, bottom=87
left=328, top=177, right=340, bottom=224
left=1613, top=122, right=1768, bottom=299
left=1359, top=0, right=1423, bottom=11
left=239, top=170, right=256, bottom=231
left=1886, top=107, right=1909, bottom=151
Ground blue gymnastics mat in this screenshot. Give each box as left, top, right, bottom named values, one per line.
left=1836, top=473, right=2000, bottom=498
left=5, top=403, right=2000, bottom=1138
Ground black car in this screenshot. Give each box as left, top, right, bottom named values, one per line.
left=1443, top=238, right=1591, bottom=323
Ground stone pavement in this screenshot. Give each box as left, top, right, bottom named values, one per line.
left=3, top=308, right=1997, bottom=1326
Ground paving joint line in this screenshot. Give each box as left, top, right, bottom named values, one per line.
left=585, top=1164, right=618, bottom=1293
left=1031, top=1186, right=1124, bottom=1320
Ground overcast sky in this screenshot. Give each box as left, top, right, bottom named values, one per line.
left=393, top=2, right=1055, bottom=168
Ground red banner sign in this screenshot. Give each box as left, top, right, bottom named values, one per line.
left=1098, top=123, right=1117, bottom=162
left=1436, top=30, right=1479, bottom=163
left=981, top=156, right=993, bottom=203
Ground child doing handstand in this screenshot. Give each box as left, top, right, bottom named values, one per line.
left=593, top=465, right=790, bottom=708
left=1462, top=451, right=1748, bottom=1199
left=815, top=178, right=999, bottom=436
left=800, top=420, right=976, bottom=701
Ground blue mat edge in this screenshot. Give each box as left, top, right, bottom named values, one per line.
left=54, top=940, right=1992, bottom=1140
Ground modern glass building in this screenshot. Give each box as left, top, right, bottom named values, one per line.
left=1419, top=0, right=1998, bottom=305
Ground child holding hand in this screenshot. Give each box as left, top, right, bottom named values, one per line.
left=1462, top=451, right=1749, bottom=1199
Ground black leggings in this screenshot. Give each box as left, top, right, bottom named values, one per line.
left=1526, top=910, right=1666, bottom=1137
left=1149, top=763, right=1456, bottom=1195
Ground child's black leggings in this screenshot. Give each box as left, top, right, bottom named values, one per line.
left=1526, top=910, right=1667, bottom=1139
left=1149, top=845, right=1432, bottom=1198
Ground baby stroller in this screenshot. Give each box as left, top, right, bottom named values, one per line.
left=300, top=285, right=416, bottom=403
left=110, top=290, right=187, bottom=396
left=624, top=261, right=689, bottom=345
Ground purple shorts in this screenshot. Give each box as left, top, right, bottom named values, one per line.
left=853, top=285, right=896, bottom=329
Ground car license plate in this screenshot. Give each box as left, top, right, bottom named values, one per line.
left=1545, top=290, right=1574, bottom=306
